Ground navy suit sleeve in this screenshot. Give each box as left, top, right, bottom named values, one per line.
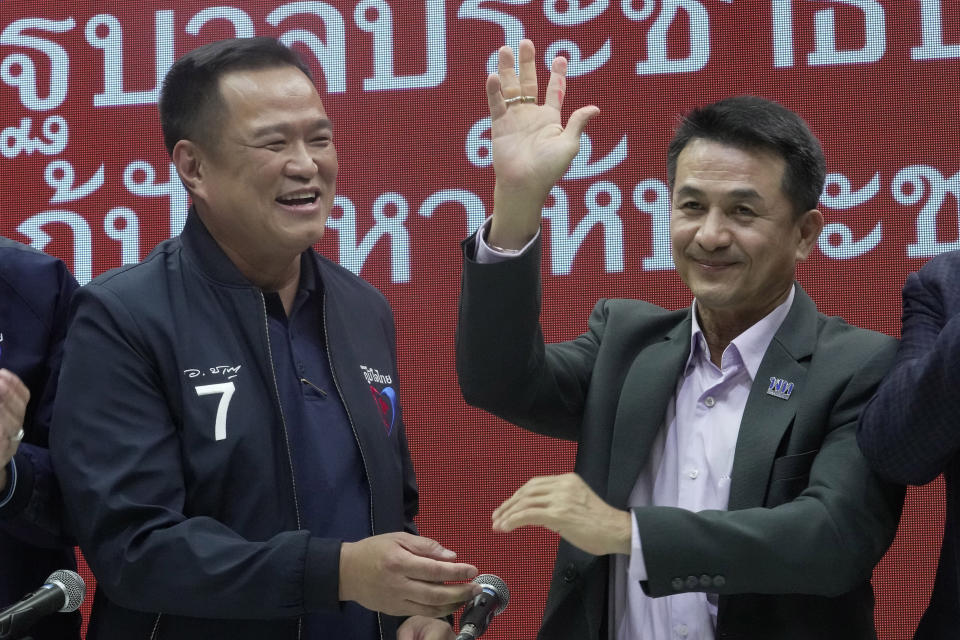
left=858, top=259, right=960, bottom=485
left=0, top=248, right=77, bottom=548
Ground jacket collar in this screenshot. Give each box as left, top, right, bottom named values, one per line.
left=607, top=315, right=692, bottom=507
left=727, top=285, right=819, bottom=509
left=606, top=284, right=819, bottom=509
left=178, top=206, right=321, bottom=290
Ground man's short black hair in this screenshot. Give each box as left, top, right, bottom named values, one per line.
left=666, top=96, right=826, bottom=216
left=158, top=37, right=313, bottom=156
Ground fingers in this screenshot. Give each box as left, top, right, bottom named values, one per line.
left=0, top=369, right=29, bottom=443
left=517, top=39, right=538, bottom=101
left=543, top=56, right=568, bottom=112
left=492, top=473, right=590, bottom=532
left=496, top=43, right=520, bottom=99
left=486, top=73, right=506, bottom=120
left=339, top=533, right=481, bottom=617
left=404, top=579, right=481, bottom=611
left=400, top=552, right=478, bottom=584
left=489, top=474, right=632, bottom=556
left=398, top=616, right=455, bottom=640
left=492, top=475, right=559, bottom=532
left=563, top=105, right=601, bottom=142
left=0, top=369, right=30, bottom=410
left=494, top=39, right=539, bottom=107
left=396, top=532, right=459, bottom=561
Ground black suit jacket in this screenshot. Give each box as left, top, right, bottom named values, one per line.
left=457, top=237, right=904, bottom=639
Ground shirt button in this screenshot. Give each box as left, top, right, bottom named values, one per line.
left=688, top=469, right=699, bottom=479
left=675, top=624, right=689, bottom=637
left=704, top=396, right=716, bottom=408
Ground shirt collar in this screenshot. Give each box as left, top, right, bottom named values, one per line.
left=687, top=284, right=796, bottom=380
left=264, top=252, right=321, bottom=321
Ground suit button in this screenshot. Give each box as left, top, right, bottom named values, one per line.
left=562, top=564, right=578, bottom=583
left=671, top=577, right=684, bottom=591
left=685, top=575, right=699, bottom=589
left=700, top=574, right=712, bottom=588
left=713, top=575, right=726, bottom=588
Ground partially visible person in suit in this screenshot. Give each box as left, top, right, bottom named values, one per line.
left=858, top=252, right=960, bottom=639
left=0, top=237, right=80, bottom=639
left=456, top=40, right=905, bottom=639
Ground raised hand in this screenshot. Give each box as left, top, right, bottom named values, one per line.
left=338, top=532, right=481, bottom=617
left=486, top=39, right=599, bottom=249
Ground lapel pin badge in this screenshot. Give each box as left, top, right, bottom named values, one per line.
left=766, top=376, right=794, bottom=400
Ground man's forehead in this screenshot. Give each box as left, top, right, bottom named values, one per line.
left=674, top=140, right=786, bottom=191
left=677, top=138, right=784, bottom=168
left=674, top=184, right=766, bottom=202
left=217, top=65, right=319, bottom=101
left=215, top=67, right=327, bottom=123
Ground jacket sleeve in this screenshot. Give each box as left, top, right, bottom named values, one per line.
left=456, top=235, right=599, bottom=441
left=51, top=283, right=338, bottom=619
left=857, top=263, right=960, bottom=485
left=0, top=252, right=77, bottom=548
left=639, top=341, right=904, bottom=598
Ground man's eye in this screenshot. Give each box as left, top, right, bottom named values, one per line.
left=263, top=141, right=285, bottom=151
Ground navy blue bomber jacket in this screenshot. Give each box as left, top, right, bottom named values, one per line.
left=51, top=210, right=418, bottom=640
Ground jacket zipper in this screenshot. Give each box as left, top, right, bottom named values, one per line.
left=148, top=613, right=161, bottom=639
left=147, top=295, right=304, bottom=640
left=260, top=291, right=304, bottom=640
left=321, top=297, right=384, bottom=640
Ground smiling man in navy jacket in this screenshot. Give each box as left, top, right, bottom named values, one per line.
left=51, top=37, right=479, bottom=640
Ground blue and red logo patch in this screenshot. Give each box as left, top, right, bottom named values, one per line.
left=370, top=385, right=397, bottom=435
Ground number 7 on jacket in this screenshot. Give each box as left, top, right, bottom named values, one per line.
left=195, top=382, right=236, bottom=441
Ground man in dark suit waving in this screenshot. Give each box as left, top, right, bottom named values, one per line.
left=456, top=40, right=904, bottom=639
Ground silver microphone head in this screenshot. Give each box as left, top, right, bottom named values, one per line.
left=473, top=574, right=509, bottom=616
left=45, top=569, right=86, bottom=612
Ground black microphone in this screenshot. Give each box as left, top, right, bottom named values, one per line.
left=456, top=574, right=509, bottom=640
left=0, top=569, right=86, bottom=640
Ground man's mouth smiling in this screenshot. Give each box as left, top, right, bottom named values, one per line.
left=276, top=190, right=319, bottom=208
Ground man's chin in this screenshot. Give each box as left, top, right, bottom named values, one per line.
left=687, top=284, right=740, bottom=311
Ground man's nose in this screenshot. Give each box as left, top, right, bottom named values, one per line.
left=284, top=141, right=319, bottom=179
left=694, top=208, right=731, bottom=251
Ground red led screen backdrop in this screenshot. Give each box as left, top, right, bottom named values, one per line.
left=1, top=1, right=955, bottom=637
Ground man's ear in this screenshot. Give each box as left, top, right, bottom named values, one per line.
left=171, top=139, right=205, bottom=200
left=795, top=208, right=824, bottom=261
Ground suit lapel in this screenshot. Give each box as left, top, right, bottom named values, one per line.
left=607, top=315, right=692, bottom=508
left=727, top=286, right=818, bottom=510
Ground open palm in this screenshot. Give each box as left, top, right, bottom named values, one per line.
left=485, top=40, right=599, bottom=247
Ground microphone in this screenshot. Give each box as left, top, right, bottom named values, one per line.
left=0, top=569, right=86, bottom=640
left=456, top=574, right=509, bottom=640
